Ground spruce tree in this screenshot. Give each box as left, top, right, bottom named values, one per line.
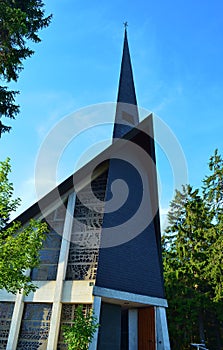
left=163, top=150, right=223, bottom=349
left=0, top=0, right=52, bottom=135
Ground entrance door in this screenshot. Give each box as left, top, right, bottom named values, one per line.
left=138, top=307, right=155, bottom=350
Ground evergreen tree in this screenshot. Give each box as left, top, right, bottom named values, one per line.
left=163, top=150, right=223, bottom=349
left=0, top=0, right=52, bottom=136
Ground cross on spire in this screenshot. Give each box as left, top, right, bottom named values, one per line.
left=123, top=21, right=128, bottom=29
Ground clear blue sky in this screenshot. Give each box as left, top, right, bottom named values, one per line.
left=1, top=0, right=223, bottom=228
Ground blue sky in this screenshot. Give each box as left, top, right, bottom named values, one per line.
left=1, top=0, right=223, bottom=228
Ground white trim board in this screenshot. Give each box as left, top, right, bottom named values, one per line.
left=93, top=286, right=168, bottom=308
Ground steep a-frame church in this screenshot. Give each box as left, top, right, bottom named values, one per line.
left=0, top=29, right=170, bottom=350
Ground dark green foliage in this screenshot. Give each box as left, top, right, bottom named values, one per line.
left=0, top=158, right=48, bottom=294
left=163, top=149, right=223, bottom=349
left=0, top=87, right=19, bottom=135
left=0, top=0, right=52, bottom=136
left=63, top=305, right=99, bottom=350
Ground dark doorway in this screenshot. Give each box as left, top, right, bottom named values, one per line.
left=121, top=309, right=129, bottom=350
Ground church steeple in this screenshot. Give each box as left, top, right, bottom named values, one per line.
left=113, top=27, right=139, bottom=139
left=117, top=28, right=138, bottom=106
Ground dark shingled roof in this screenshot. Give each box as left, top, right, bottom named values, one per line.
left=117, top=29, right=138, bottom=106
left=113, top=29, right=139, bottom=139
left=96, top=30, right=165, bottom=299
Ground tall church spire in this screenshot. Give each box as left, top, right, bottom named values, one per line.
left=113, top=28, right=139, bottom=139
left=117, top=28, right=137, bottom=106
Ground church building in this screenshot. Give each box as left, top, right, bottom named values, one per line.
left=0, top=29, right=170, bottom=350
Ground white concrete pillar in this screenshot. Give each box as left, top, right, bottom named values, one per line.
left=6, top=268, right=32, bottom=350
left=156, top=307, right=170, bottom=350
left=128, top=309, right=138, bottom=350
left=47, top=192, right=76, bottom=350
left=6, top=292, right=24, bottom=350
left=88, top=296, right=102, bottom=350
